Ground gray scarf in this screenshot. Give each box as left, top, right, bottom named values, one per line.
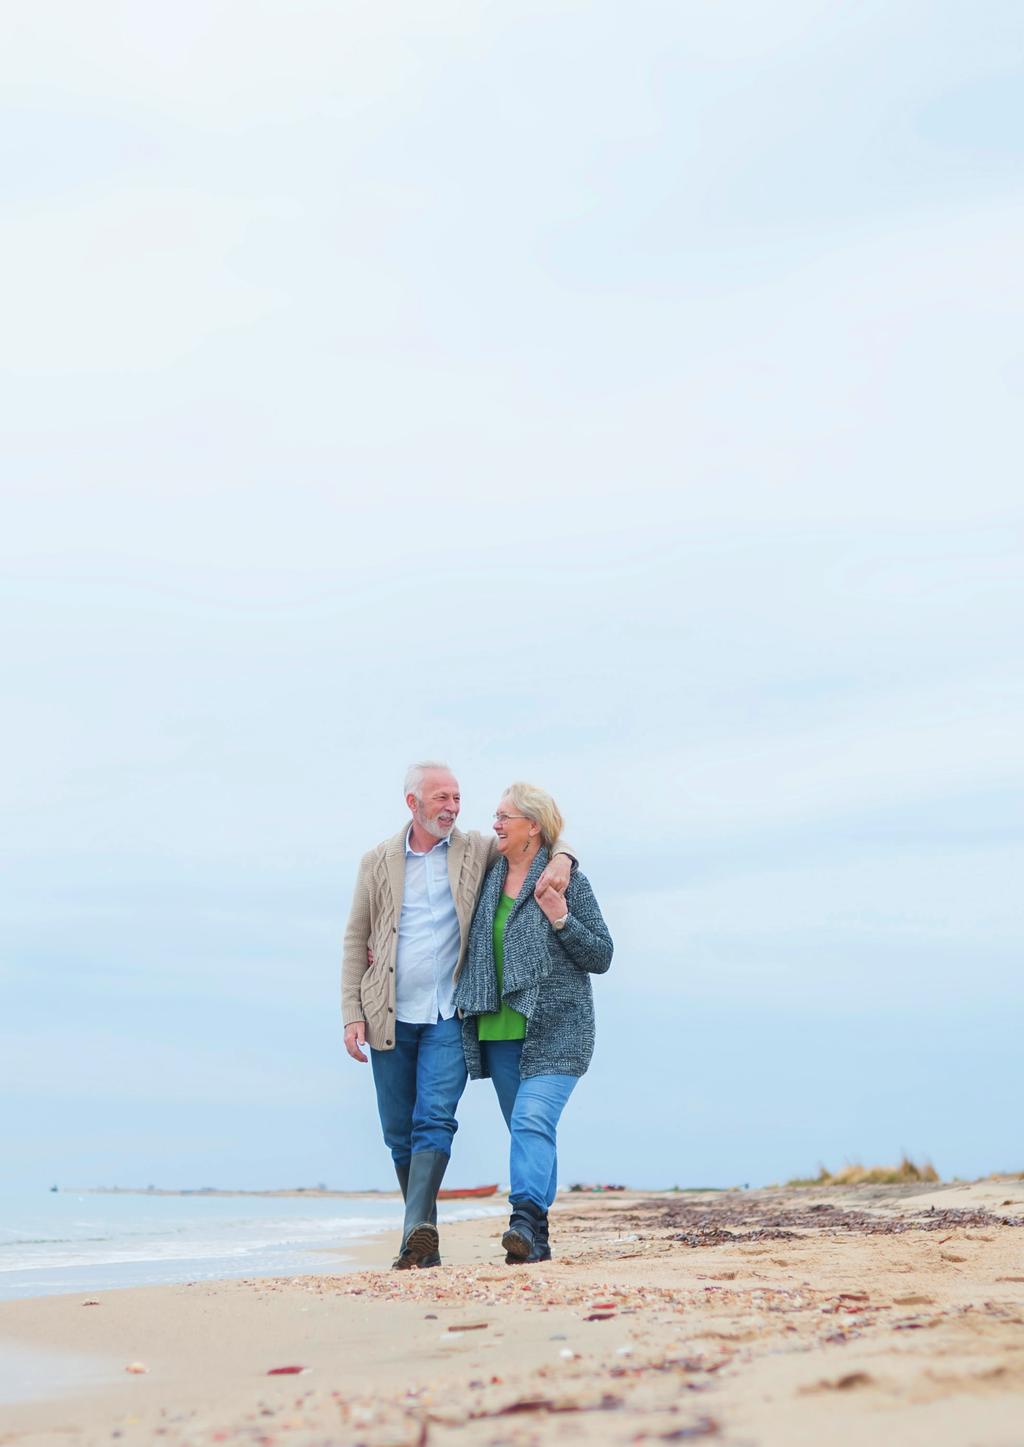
left=454, top=846, right=554, bottom=1019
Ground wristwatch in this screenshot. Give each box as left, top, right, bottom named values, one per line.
left=552, top=913, right=569, bottom=931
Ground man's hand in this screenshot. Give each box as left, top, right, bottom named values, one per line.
left=535, top=883, right=569, bottom=927
left=344, top=1021, right=368, bottom=1063
left=536, top=851, right=571, bottom=897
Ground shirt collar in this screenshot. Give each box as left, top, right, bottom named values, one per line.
left=405, top=825, right=452, bottom=857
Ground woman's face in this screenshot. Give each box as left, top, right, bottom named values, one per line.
left=493, top=795, right=538, bottom=857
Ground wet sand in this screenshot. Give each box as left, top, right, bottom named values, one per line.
left=2, top=1180, right=1022, bottom=1446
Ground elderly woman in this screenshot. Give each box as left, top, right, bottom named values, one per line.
left=453, top=783, right=612, bottom=1263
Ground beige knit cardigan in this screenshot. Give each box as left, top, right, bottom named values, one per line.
left=340, top=824, right=496, bottom=1051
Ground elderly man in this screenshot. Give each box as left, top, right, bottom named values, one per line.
left=342, top=761, right=573, bottom=1269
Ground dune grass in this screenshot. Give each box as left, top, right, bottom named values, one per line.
left=786, top=1155, right=940, bottom=1187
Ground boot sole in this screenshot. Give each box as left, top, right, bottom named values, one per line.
left=404, top=1223, right=440, bottom=1264
left=501, top=1228, right=533, bottom=1261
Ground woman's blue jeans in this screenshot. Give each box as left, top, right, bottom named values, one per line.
left=370, top=1015, right=467, bottom=1167
left=480, top=1040, right=577, bottom=1209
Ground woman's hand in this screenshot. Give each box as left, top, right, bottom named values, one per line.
left=535, top=883, right=569, bottom=927
left=535, top=852, right=571, bottom=896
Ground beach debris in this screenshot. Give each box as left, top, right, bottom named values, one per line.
left=82, top=1300, right=101, bottom=1306
left=673, top=1226, right=800, bottom=1247
left=832, top=1372, right=873, bottom=1390
left=620, top=1196, right=1024, bottom=1246
left=636, top=1416, right=719, bottom=1439
left=802, top=1371, right=873, bottom=1393
left=445, top=1321, right=489, bottom=1332
left=585, top=1311, right=616, bottom=1321
left=469, top=1391, right=624, bottom=1417
left=267, top=1365, right=310, bottom=1375
left=611, top=1353, right=721, bottom=1379
left=124, top=1362, right=148, bottom=1374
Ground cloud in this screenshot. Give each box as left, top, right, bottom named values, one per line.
left=0, top=1024, right=337, bottom=1106
left=605, top=837, right=1023, bottom=1009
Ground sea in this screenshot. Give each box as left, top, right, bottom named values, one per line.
left=0, top=1188, right=506, bottom=1302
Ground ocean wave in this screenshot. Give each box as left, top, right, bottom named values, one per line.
left=0, top=1195, right=506, bottom=1296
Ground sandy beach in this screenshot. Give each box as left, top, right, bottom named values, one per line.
left=2, top=1180, right=1022, bottom=1447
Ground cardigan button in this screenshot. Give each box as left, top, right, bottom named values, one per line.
left=385, top=1038, right=392, bottom=1046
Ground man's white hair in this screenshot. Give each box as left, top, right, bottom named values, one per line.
left=404, top=760, right=454, bottom=800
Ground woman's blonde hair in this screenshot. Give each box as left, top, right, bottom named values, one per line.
left=502, top=781, right=564, bottom=853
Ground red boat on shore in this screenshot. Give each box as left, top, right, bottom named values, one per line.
left=436, top=1184, right=499, bottom=1200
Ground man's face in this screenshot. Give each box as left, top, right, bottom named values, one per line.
left=407, top=770, right=461, bottom=840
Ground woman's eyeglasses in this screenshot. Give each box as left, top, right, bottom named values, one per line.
left=493, top=813, right=528, bottom=824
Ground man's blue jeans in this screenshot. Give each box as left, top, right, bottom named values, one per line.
left=480, top=1040, right=577, bottom=1208
left=370, top=1015, right=468, bottom=1168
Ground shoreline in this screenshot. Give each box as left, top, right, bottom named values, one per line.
left=2, top=1181, right=1023, bottom=1445
left=51, top=1187, right=408, bottom=1200
left=0, top=1197, right=512, bottom=1309
left=53, top=1186, right=687, bottom=1200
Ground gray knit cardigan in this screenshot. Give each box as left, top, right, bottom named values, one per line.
left=454, top=847, right=613, bottom=1080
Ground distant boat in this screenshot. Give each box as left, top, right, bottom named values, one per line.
left=436, top=1183, right=498, bottom=1200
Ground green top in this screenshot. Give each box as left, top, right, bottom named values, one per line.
left=477, top=892, right=527, bottom=1041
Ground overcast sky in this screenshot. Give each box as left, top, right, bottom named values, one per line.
left=3, top=1, right=1022, bottom=1192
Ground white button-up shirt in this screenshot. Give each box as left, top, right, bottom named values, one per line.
left=394, top=828, right=461, bottom=1024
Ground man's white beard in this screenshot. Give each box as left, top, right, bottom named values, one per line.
left=416, top=806, right=454, bottom=840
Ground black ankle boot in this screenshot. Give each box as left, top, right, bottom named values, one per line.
left=502, top=1198, right=546, bottom=1262
left=505, top=1206, right=550, bottom=1264
left=533, top=1210, right=551, bottom=1262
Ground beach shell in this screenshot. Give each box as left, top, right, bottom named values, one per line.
left=125, top=1362, right=148, bottom=1374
